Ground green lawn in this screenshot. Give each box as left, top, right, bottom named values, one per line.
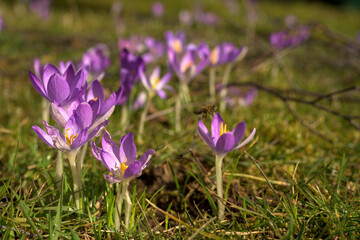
left=0, top=0, right=359, bottom=239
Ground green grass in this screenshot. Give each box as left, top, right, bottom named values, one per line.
left=1, top=0, right=360, bottom=239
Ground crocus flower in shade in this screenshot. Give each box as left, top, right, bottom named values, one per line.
left=91, top=131, right=155, bottom=183
left=29, top=63, right=87, bottom=106
left=168, top=42, right=209, bottom=83
left=50, top=80, right=117, bottom=130
left=30, top=0, right=51, bottom=19
left=80, top=44, right=111, bottom=83
left=165, top=31, right=186, bottom=54
left=33, top=103, right=110, bottom=154
left=139, top=66, right=172, bottom=99
left=197, top=112, right=256, bottom=159
left=142, top=37, right=165, bottom=63
left=152, top=2, right=164, bottom=17
left=209, top=43, right=246, bottom=67
left=116, top=49, right=145, bottom=105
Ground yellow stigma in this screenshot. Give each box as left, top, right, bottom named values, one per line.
left=120, top=157, right=128, bottom=174
left=65, top=128, right=78, bottom=147
left=210, top=49, right=219, bottom=65
left=93, top=97, right=98, bottom=101
left=151, top=77, right=160, bottom=89
left=220, top=122, right=229, bottom=136
left=173, top=40, right=182, bottom=53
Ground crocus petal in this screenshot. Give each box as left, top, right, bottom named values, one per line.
left=29, top=71, right=47, bottom=99
left=88, top=80, right=105, bottom=103
left=197, top=120, right=215, bottom=148
left=211, top=112, right=224, bottom=143
left=42, top=64, right=60, bottom=92
left=70, top=128, right=88, bottom=150
left=91, top=141, right=102, bottom=161
left=102, top=130, right=120, bottom=160
left=156, top=71, right=172, bottom=90
left=49, top=103, right=67, bottom=127
left=43, top=121, right=70, bottom=151
left=215, top=132, right=235, bottom=156
left=87, top=120, right=110, bottom=143
left=234, top=128, right=256, bottom=150
left=104, top=174, right=122, bottom=183
left=73, top=103, right=93, bottom=129
left=47, top=74, right=70, bottom=103
left=232, top=121, right=246, bottom=146
left=139, top=68, right=151, bottom=91
left=150, top=66, right=160, bottom=85
left=100, top=151, right=119, bottom=174
left=138, top=149, right=155, bottom=168
left=32, top=125, right=56, bottom=148
left=156, top=90, right=166, bottom=99
left=120, top=132, right=137, bottom=164
left=123, top=161, right=142, bottom=179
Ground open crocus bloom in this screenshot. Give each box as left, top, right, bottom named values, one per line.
left=29, top=63, right=87, bottom=106
left=33, top=103, right=109, bottom=153
left=210, top=43, right=247, bottom=67
left=197, top=112, right=256, bottom=158
left=165, top=31, right=186, bottom=54
left=139, top=66, right=172, bottom=99
left=50, top=80, right=117, bottom=131
left=142, top=37, right=165, bottom=63
left=91, top=131, right=155, bottom=183
left=168, top=42, right=209, bottom=83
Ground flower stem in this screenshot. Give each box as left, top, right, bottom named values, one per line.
left=175, top=92, right=181, bottom=133
left=138, top=94, right=152, bottom=142
left=219, top=64, right=233, bottom=113
left=123, top=181, right=132, bottom=229
left=42, top=99, right=50, bottom=123
left=55, top=150, right=63, bottom=190
left=180, top=81, right=191, bottom=103
left=78, top=142, right=88, bottom=171
left=215, top=154, right=225, bottom=220
left=209, top=67, right=216, bottom=103
left=120, top=104, right=128, bottom=131
left=114, top=183, right=123, bottom=230
left=68, top=151, right=82, bottom=210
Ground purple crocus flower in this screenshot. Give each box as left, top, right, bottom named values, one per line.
left=217, top=84, right=257, bottom=107
left=165, top=31, right=186, bottom=54
left=91, top=131, right=155, bottom=183
left=30, top=0, right=51, bottom=19
left=142, top=37, right=165, bottom=63
left=179, top=10, right=193, bottom=25
left=210, top=43, right=246, bottom=67
left=270, top=26, right=310, bottom=50
left=197, top=112, right=256, bottom=158
left=152, top=2, right=164, bottom=17
left=116, top=49, right=145, bottom=105
left=168, top=42, right=209, bottom=83
left=80, top=44, right=111, bottom=82
left=118, top=36, right=145, bottom=54
left=33, top=103, right=109, bottom=154
left=50, top=80, right=117, bottom=130
left=139, top=66, right=172, bottom=99
left=194, top=5, right=219, bottom=26
left=132, top=91, right=147, bottom=110
left=29, top=63, right=87, bottom=106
